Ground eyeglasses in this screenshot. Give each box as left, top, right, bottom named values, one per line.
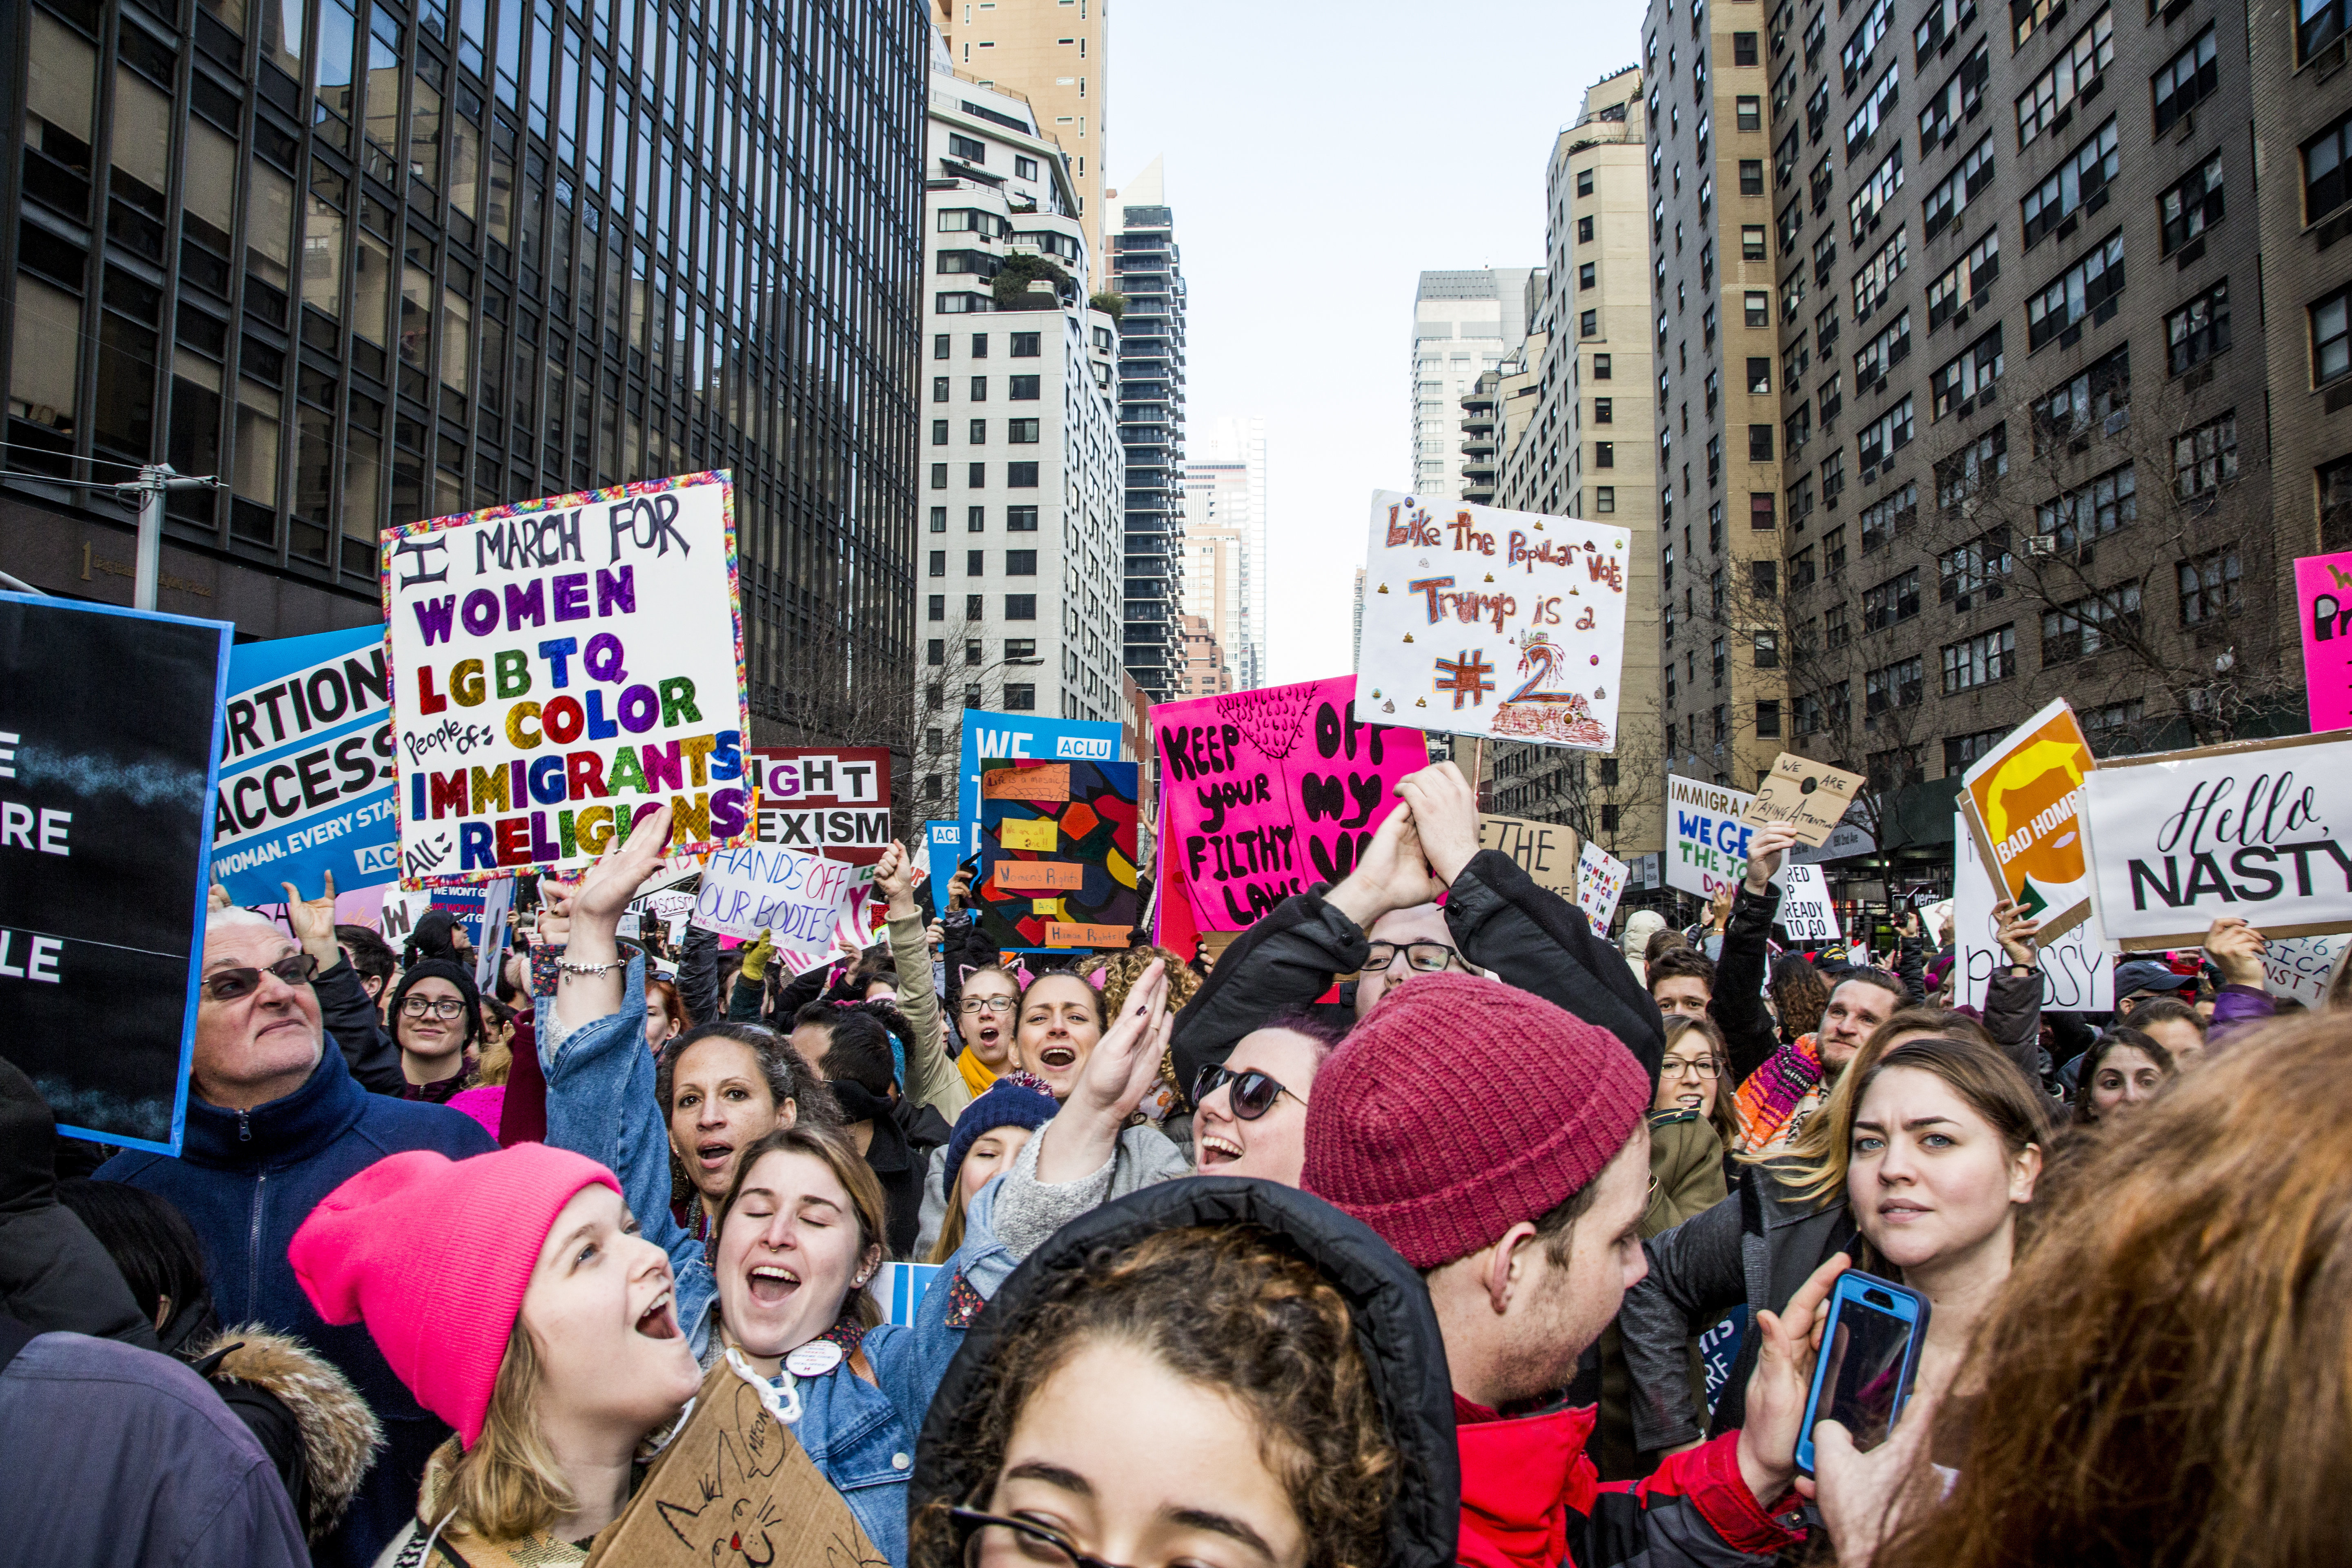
left=959, top=996, right=1016, bottom=1016
left=1363, top=940, right=1462, bottom=973
left=200, top=953, right=319, bottom=1002
left=1661, top=1056, right=1721, bottom=1080
left=951, top=1508, right=1127, bottom=1568
left=399, top=997, right=470, bottom=1020
left=1193, top=1063, right=1306, bottom=1120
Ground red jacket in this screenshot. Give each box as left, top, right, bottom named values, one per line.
left=1453, top=1397, right=1803, bottom=1568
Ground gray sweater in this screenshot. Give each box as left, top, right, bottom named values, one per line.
left=989, top=1117, right=1193, bottom=1262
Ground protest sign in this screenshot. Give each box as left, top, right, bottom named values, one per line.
left=379, top=886, right=432, bottom=946
left=926, top=819, right=968, bottom=917
left=2263, top=934, right=2348, bottom=1006
left=876, top=1261, right=943, bottom=1327
left=2080, top=729, right=2352, bottom=950
left=1155, top=677, right=1427, bottom=930
left=581, top=1360, right=882, bottom=1568
left=1958, top=697, right=2096, bottom=939
left=1776, top=864, right=1840, bottom=942
left=1953, top=811, right=2111, bottom=1009
left=0, top=592, right=232, bottom=1153
left=474, top=877, right=515, bottom=989
left=383, top=472, right=750, bottom=887
left=1355, top=490, right=1631, bottom=749
left=1478, top=813, right=1578, bottom=898
left=976, top=758, right=1140, bottom=951
left=748, top=746, right=892, bottom=863
left=692, top=844, right=874, bottom=973
left=208, top=625, right=400, bottom=903
left=2294, top=550, right=2352, bottom=733
left=1788, top=813, right=1877, bottom=866
left=1577, top=841, right=1630, bottom=933
left=1666, top=774, right=1761, bottom=898
left=959, top=708, right=1122, bottom=853
left=1744, top=753, right=1865, bottom=847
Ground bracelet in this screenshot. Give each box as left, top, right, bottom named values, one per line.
left=558, top=958, right=625, bottom=977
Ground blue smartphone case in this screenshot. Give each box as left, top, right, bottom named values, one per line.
left=1794, top=1269, right=1930, bottom=1475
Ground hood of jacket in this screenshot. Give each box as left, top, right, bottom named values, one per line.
left=0, top=1056, right=57, bottom=1222
left=178, top=1032, right=371, bottom=1170
left=913, top=1177, right=1460, bottom=1568
left=1618, top=909, right=1666, bottom=960
left=193, top=1323, right=385, bottom=1542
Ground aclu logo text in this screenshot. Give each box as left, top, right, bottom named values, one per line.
left=353, top=841, right=401, bottom=876
left=1055, top=736, right=1114, bottom=760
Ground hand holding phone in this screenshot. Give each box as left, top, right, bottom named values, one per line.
left=1795, top=1270, right=1930, bottom=1476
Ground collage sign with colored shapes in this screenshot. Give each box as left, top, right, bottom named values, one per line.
left=976, top=757, right=1140, bottom=952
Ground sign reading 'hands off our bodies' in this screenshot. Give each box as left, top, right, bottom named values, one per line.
left=383, top=473, right=751, bottom=886
left=1356, top=491, right=1630, bottom=750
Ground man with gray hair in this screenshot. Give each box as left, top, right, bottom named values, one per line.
left=98, top=905, right=494, bottom=1568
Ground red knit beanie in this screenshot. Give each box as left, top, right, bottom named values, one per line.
left=290, top=1144, right=620, bottom=1448
left=1301, top=973, right=1649, bottom=1269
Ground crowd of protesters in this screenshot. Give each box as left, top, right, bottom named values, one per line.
left=2, top=757, right=2345, bottom=1568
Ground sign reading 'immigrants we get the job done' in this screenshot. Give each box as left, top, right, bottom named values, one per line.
left=383, top=472, right=752, bottom=886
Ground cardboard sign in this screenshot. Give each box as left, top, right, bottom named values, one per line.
left=2080, top=729, right=2352, bottom=950
left=1958, top=697, right=2097, bottom=939
left=2263, top=933, right=2349, bottom=1007
left=748, top=747, right=893, bottom=865
left=994, top=861, right=1086, bottom=891
left=2294, top=550, right=2352, bottom=733
left=693, top=842, right=876, bottom=976
left=1355, top=490, right=1631, bottom=749
left=976, top=758, right=1140, bottom=951
left=0, top=592, right=233, bottom=1154
left=383, top=472, right=751, bottom=886
left=959, top=709, right=1122, bottom=861
left=984, top=762, right=1070, bottom=801
left=1744, top=753, right=1866, bottom=847
left=1953, top=811, right=2111, bottom=1010
left=1776, top=864, right=1841, bottom=942
left=1576, top=841, right=1630, bottom=933
left=1667, top=774, right=1762, bottom=898
left=583, top=1361, right=885, bottom=1568
left=1154, top=677, right=1428, bottom=931
left=1478, top=813, right=1580, bottom=898
left=209, top=625, right=401, bottom=902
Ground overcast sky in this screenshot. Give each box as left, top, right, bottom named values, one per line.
left=1109, top=0, right=1646, bottom=686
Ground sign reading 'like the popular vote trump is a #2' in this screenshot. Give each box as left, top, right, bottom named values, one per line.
left=383, top=473, right=752, bottom=886
left=1355, top=491, right=1630, bottom=750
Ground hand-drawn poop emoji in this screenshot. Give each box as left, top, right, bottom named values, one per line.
left=1383, top=700, right=1396, bottom=713
left=1484, top=573, right=1495, bottom=582
left=1377, top=583, right=1389, bottom=593
left=1403, top=633, right=1414, bottom=643
left=1416, top=697, right=1427, bottom=707
left=1595, top=687, right=1607, bottom=699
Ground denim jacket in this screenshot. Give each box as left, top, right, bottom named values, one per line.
left=537, top=956, right=969, bottom=1567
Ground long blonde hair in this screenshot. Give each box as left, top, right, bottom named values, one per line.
left=441, top=1322, right=572, bottom=1541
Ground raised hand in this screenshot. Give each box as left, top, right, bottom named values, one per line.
left=1991, top=899, right=2042, bottom=967
left=572, top=804, right=676, bottom=924
left=2203, top=914, right=2266, bottom=987
left=1326, top=797, right=1443, bottom=929
left=1742, top=822, right=1801, bottom=895
left=1038, top=959, right=1172, bottom=1183
left=280, top=872, right=343, bottom=969
left=873, top=841, right=919, bottom=915
left=1394, top=762, right=1483, bottom=884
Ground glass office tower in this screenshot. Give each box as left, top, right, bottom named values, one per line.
left=4, top=0, right=924, bottom=743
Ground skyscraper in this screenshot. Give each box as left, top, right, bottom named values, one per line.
left=1109, top=160, right=1187, bottom=699
left=1183, top=414, right=1267, bottom=690
left=4, top=0, right=927, bottom=755
left=1410, top=268, right=1533, bottom=499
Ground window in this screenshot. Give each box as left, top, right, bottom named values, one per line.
left=1596, top=441, right=1616, bottom=468
left=2023, top=119, right=2120, bottom=251
left=2152, top=26, right=2218, bottom=136
left=1936, top=423, right=2010, bottom=506
left=1864, top=567, right=1921, bottom=629
left=1757, top=699, right=1783, bottom=737
left=928, top=550, right=947, bottom=577
left=1742, top=224, right=1768, bottom=260
left=967, top=419, right=986, bottom=443
left=2306, top=113, right=2352, bottom=225
left=1581, top=309, right=1599, bottom=338
left=1924, top=133, right=1996, bottom=240
left=935, top=333, right=952, bottom=359
left=2303, top=0, right=2352, bottom=59
left=1595, top=397, right=1614, bottom=423
left=1738, top=94, right=1763, bottom=132
left=1008, top=461, right=1039, bottom=487
left=1745, top=291, right=1770, bottom=327
left=1578, top=167, right=1596, bottom=196
left=1579, top=262, right=1597, bottom=291
left=2031, top=344, right=2132, bottom=452
left=1927, top=230, right=2000, bottom=332
left=1917, top=42, right=1990, bottom=152
left=1748, top=357, right=1774, bottom=396
left=939, top=209, right=1010, bottom=236
left=968, top=549, right=987, bottom=577
left=1593, top=353, right=1612, bottom=379
left=2042, top=584, right=2141, bottom=663
left=2016, top=8, right=2115, bottom=150
left=2080, top=699, right=2147, bottom=751
left=1868, top=748, right=1926, bottom=789
left=2159, top=153, right=2225, bottom=256
left=1854, top=310, right=1913, bottom=389
left=969, top=462, right=987, bottom=486
left=1004, top=683, right=1037, bottom=712
left=1945, top=728, right=2006, bottom=772
left=1843, top=0, right=1896, bottom=89
left=1822, top=448, right=1847, bottom=502
left=1753, top=559, right=1779, bottom=597
left=1852, top=228, right=1909, bottom=323
left=1736, top=29, right=1760, bottom=63
left=1845, top=64, right=1899, bottom=155
left=1790, top=471, right=1817, bottom=523
left=1742, top=158, right=1766, bottom=196
left=969, top=506, right=987, bottom=532
left=1939, top=528, right=2013, bottom=608
left=971, top=376, right=989, bottom=400
left=2173, top=412, right=2239, bottom=499
left=2326, top=455, right=2352, bottom=548
left=1597, top=486, right=1617, bottom=512
left=1009, top=374, right=1041, bottom=399
left=1930, top=327, right=2005, bottom=419
left=1859, top=481, right=1918, bottom=551
left=928, top=594, right=946, bottom=621
left=2166, top=280, right=2231, bottom=375
left=1827, top=601, right=1852, bottom=647
left=1712, top=636, right=1728, bottom=684
left=2178, top=548, right=2241, bottom=624
left=1858, top=394, right=1916, bottom=469
left=1005, top=594, right=1037, bottom=620
left=949, top=132, right=987, bottom=162
left=1752, top=492, right=1778, bottom=529
left=1010, top=332, right=1041, bottom=357
left=1865, top=655, right=1924, bottom=715
left=931, top=507, right=949, bottom=534
left=930, top=462, right=949, bottom=490
left=1007, top=505, right=1039, bottom=531
left=2026, top=231, right=2126, bottom=350
left=973, top=333, right=990, bottom=356
left=1849, top=146, right=1905, bottom=242
left=2036, top=461, right=2138, bottom=549
left=1008, top=418, right=1041, bottom=443
left=2315, top=287, right=2352, bottom=385
left=1942, top=626, right=2017, bottom=692
left=931, top=376, right=950, bottom=403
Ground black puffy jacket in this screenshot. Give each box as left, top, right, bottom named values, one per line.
left=0, top=1058, right=158, bottom=1350
left=912, top=1178, right=1462, bottom=1568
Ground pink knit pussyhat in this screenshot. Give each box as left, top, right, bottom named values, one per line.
left=290, top=1143, right=620, bottom=1447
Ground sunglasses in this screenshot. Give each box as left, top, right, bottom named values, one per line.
left=200, top=952, right=320, bottom=1002
left=1192, top=1063, right=1306, bottom=1120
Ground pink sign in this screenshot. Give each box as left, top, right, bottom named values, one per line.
left=1154, top=677, right=1429, bottom=931
left=2296, top=551, right=2352, bottom=732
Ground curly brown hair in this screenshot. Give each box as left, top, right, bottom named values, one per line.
left=908, top=1224, right=1399, bottom=1568
left=1075, top=944, right=1204, bottom=1108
